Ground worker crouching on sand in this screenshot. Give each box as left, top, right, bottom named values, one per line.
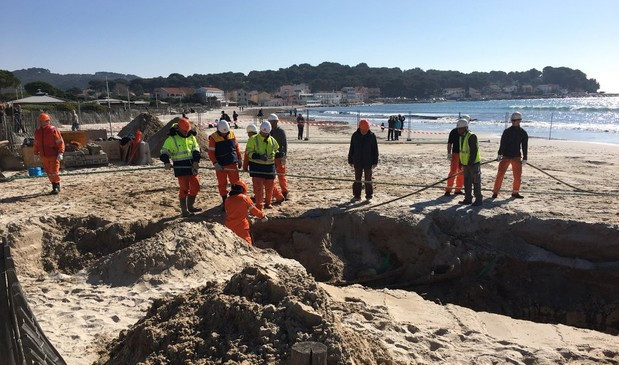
left=246, top=121, right=279, bottom=210
left=208, top=120, right=242, bottom=209
left=160, top=118, right=201, bottom=217
left=225, top=181, right=267, bottom=245
left=34, top=113, right=65, bottom=194
left=457, top=118, right=483, bottom=207
left=348, top=119, right=378, bottom=201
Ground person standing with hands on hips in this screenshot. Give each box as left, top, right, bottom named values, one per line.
left=348, top=119, right=378, bottom=201
left=160, top=118, right=202, bottom=217
left=33, top=113, right=65, bottom=194
left=492, top=111, right=528, bottom=199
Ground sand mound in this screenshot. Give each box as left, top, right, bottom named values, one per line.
left=97, top=265, right=394, bottom=365
left=37, top=215, right=257, bottom=285
left=118, top=113, right=164, bottom=141
left=147, top=117, right=211, bottom=158
left=89, top=221, right=253, bottom=286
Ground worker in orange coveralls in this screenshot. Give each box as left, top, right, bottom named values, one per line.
left=33, top=113, right=65, bottom=194
left=208, top=120, right=243, bottom=210
left=225, top=180, right=268, bottom=244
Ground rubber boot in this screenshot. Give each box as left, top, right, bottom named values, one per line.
left=221, top=195, right=227, bottom=212
left=50, top=183, right=59, bottom=195
left=187, top=195, right=202, bottom=212
left=180, top=198, right=193, bottom=217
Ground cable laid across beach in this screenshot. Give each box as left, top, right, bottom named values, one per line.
left=4, top=161, right=619, bottom=198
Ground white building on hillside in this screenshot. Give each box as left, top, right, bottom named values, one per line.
left=195, top=87, right=225, bottom=101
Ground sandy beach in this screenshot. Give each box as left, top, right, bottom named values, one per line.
left=1, top=109, right=618, bottom=364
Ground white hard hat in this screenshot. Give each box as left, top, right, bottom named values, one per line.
left=260, top=121, right=272, bottom=134
left=267, top=113, right=279, bottom=121
left=246, top=124, right=258, bottom=133
left=511, top=112, right=522, bottom=121
left=217, top=120, right=230, bottom=134
left=460, top=114, right=471, bottom=121
left=456, top=119, right=469, bottom=128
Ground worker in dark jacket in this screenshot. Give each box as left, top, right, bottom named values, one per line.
left=457, top=118, right=482, bottom=207
left=492, top=111, right=529, bottom=199
left=268, top=113, right=289, bottom=200
left=348, top=119, right=379, bottom=201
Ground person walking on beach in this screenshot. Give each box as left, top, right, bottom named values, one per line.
left=70, top=110, right=80, bottom=131
left=225, top=180, right=267, bottom=245
left=221, top=111, right=231, bottom=122
left=398, top=114, right=406, bottom=139
left=232, top=110, right=239, bottom=122
left=34, top=113, right=65, bottom=194
left=457, top=118, right=483, bottom=207
left=393, top=115, right=402, bottom=141
left=208, top=120, right=243, bottom=209
left=444, top=119, right=465, bottom=196
left=14, top=104, right=25, bottom=133
left=246, top=121, right=279, bottom=210
left=296, top=113, right=305, bottom=140
left=348, top=119, right=379, bottom=201
left=492, top=112, right=528, bottom=199
left=387, top=116, right=395, bottom=141
left=268, top=113, right=289, bottom=202
left=160, top=118, right=202, bottom=217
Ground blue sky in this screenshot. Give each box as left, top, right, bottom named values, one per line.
left=2, top=0, right=619, bottom=92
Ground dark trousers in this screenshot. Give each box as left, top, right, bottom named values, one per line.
left=463, top=163, right=482, bottom=201
left=387, top=128, right=394, bottom=140
left=297, top=125, right=304, bottom=140
left=353, top=166, right=373, bottom=199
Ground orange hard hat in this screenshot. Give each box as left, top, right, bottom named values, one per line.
left=177, top=118, right=191, bottom=132
left=359, top=119, right=370, bottom=132
left=38, top=113, right=51, bottom=123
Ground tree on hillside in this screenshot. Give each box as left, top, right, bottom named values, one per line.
left=0, top=70, right=20, bottom=94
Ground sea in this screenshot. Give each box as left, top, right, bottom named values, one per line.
left=307, top=97, right=619, bottom=144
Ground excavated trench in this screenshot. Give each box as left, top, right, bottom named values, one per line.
left=253, top=210, right=619, bottom=335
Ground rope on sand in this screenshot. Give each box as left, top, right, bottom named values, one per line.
left=2, top=160, right=618, bottom=198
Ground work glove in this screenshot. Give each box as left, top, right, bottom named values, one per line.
left=237, top=161, right=242, bottom=169
left=280, top=157, right=286, bottom=166
left=251, top=153, right=268, bottom=161
left=214, top=163, right=223, bottom=171
left=261, top=216, right=269, bottom=223
left=192, top=162, right=200, bottom=170
left=57, top=153, right=63, bottom=161
left=164, top=163, right=172, bottom=170
left=496, top=154, right=502, bottom=161
left=522, top=159, right=527, bottom=166
left=447, top=153, right=452, bottom=161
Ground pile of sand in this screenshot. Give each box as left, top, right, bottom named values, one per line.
left=147, top=117, right=211, bottom=157
left=96, top=265, right=394, bottom=365
left=118, top=113, right=164, bottom=141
